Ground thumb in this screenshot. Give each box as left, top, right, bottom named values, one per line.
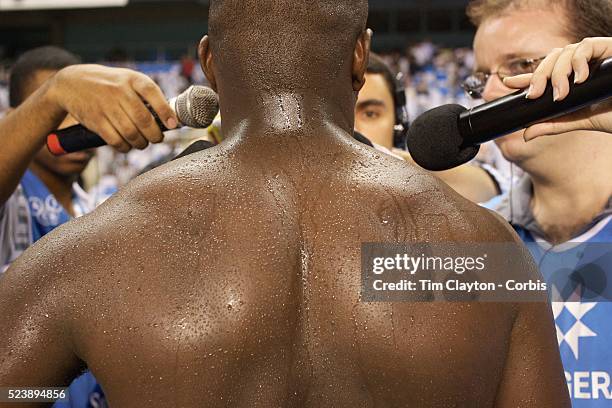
left=524, top=113, right=593, bottom=141
left=503, top=73, right=532, bottom=90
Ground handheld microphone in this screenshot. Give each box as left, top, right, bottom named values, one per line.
left=407, top=57, right=612, bottom=171
left=46, top=85, right=220, bottom=155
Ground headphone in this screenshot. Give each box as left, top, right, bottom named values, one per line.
left=392, top=72, right=410, bottom=149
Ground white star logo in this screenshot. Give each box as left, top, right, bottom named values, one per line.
left=552, top=286, right=598, bottom=360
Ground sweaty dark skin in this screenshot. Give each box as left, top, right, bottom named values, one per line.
left=0, top=1, right=569, bottom=407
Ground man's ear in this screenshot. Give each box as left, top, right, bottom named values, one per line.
left=198, top=35, right=217, bottom=92
left=352, top=29, right=372, bottom=92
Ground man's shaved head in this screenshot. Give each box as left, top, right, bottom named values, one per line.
left=208, top=0, right=368, bottom=92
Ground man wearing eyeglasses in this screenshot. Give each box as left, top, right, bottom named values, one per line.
left=466, top=1, right=612, bottom=406
left=506, top=37, right=612, bottom=141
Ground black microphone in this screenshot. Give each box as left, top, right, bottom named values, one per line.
left=407, top=57, right=612, bottom=171
left=353, top=131, right=374, bottom=147
left=47, top=85, right=219, bottom=155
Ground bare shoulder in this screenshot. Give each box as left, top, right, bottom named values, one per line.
left=0, top=155, right=228, bottom=385
left=368, top=153, right=518, bottom=243
left=2, top=154, right=220, bottom=289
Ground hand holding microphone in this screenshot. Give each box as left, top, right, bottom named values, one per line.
left=407, top=48, right=612, bottom=171
left=504, top=37, right=612, bottom=140
left=46, top=65, right=219, bottom=155
left=47, top=83, right=219, bottom=155
left=47, top=65, right=182, bottom=153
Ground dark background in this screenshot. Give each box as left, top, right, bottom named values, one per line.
left=0, top=0, right=474, bottom=62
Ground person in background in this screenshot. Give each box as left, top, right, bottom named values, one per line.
left=358, top=53, right=500, bottom=203
left=0, top=47, right=106, bottom=270
left=0, top=45, right=109, bottom=408
left=468, top=0, right=612, bottom=404
left=0, top=46, right=176, bottom=408
left=354, top=53, right=404, bottom=150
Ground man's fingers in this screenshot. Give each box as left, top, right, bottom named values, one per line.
left=570, top=46, right=592, bottom=84
left=550, top=45, right=578, bottom=101
left=131, top=75, right=178, bottom=130
left=78, top=113, right=130, bottom=153
left=524, top=112, right=594, bottom=141
left=119, top=89, right=164, bottom=144
left=94, top=120, right=132, bottom=153
left=503, top=73, right=532, bottom=89
left=486, top=39, right=611, bottom=141
left=527, top=48, right=563, bottom=99
left=524, top=123, right=562, bottom=141
left=576, top=37, right=612, bottom=61
left=48, top=64, right=181, bottom=152
left=571, top=37, right=612, bottom=83
left=105, top=108, right=149, bottom=150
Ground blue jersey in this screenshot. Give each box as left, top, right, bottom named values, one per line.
left=0, top=170, right=110, bottom=407
left=54, top=375, right=108, bottom=408
left=19, top=170, right=72, bottom=242
left=516, top=215, right=612, bottom=407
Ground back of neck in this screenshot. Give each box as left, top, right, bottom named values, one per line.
left=218, top=85, right=356, bottom=146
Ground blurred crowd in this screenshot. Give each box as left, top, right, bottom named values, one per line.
left=381, top=41, right=476, bottom=118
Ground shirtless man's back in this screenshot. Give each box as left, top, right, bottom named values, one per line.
left=0, top=1, right=568, bottom=406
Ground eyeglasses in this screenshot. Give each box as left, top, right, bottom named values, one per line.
left=462, top=56, right=546, bottom=99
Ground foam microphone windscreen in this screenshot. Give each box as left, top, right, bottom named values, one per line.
left=406, top=104, right=479, bottom=171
